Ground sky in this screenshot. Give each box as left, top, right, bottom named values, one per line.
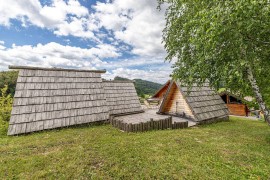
left=0, top=0, right=172, bottom=83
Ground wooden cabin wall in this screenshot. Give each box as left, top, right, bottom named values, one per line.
left=220, top=93, right=247, bottom=116
left=227, top=104, right=246, bottom=116
left=163, top=83, right=176, bottom=112
left=162, top=83, right=194, bottom=118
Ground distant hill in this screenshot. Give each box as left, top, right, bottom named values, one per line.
left=114, top=76, right=163, bottom=97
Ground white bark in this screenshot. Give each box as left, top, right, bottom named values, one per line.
left=247, top=66, right=270, bottom=125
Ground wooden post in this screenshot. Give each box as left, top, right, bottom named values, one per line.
left=150, top=118, right=153, bottom=129
left=140, top=122, right=143, bottom=132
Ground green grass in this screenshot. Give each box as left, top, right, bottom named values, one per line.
left=0, top=117, right=270, bottom=179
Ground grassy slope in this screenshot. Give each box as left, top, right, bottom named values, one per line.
left=0, top=117, right=270, bottom=179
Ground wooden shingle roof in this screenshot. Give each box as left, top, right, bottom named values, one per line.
left=8, top=66, right=109, bottom=135
left=103, top=80, right=143, bottom=115
left=159, top=81, right=229, bottom=122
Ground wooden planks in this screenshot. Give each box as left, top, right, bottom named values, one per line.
left=165, top=83, right=194, bottom=119
left=227, top=104, right=247, bottom=116
left=111, top=110, right=189, bottom=132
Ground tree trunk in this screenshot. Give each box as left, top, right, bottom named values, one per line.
left=247, top=66, right=270, bottom=125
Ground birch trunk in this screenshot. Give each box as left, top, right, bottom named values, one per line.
left=247, top=66, right=270, bottom=125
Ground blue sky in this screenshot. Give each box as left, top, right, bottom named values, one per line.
left=0, top=0, right=172, bottom=83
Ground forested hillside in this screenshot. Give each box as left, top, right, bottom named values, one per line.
left=114, top=76, right=162, bottom=97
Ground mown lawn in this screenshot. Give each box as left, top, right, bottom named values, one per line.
left=0, top=117, right=270, bottom=179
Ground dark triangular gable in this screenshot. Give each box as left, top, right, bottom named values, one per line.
left=152, top=80, right=171, bottom=99
left=158, top=80, right=229, bottom=123
left=219, top=91, right=245, bottom=104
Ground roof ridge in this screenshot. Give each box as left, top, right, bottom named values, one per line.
left=103, top=80, right=135, bottom=83
left=9, top=65, right=106, bottom=73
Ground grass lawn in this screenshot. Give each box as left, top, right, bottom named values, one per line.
left=0, top=117, right=270, bottom=179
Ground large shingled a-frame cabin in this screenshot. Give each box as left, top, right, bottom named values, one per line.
left=8, top=66, right=109, bottom=135
left=158, top=81, right=229, bottom=124
left=7, top=66, right=142, bottom=135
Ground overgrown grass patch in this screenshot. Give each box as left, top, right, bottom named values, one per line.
left=0, top=117, right=270, bottom=179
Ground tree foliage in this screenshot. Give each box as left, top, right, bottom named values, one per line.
left=159, top=0, right=270, bottom=111
left=0, top=71, right=18, bottom=97
left=0, top=85, right=13, bottom=122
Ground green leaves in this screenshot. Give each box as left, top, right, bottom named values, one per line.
left=159, top=0, right=270, bottom=100
left=0, top=70, right=18, bottom=97
left=0, top=85, right=13, bottom=122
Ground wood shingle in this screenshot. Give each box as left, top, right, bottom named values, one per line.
left=8, top=66, right=109, bottom=135
left=103, top=80, right=143, bottom=115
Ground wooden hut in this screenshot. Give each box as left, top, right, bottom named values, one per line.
left=8, top=66, right=109, bottom=135
left=219, top=91, right=248, bottom=116
left=158, top=81, right=229, bottom=124
left=103, top=80, right=143, bottom=115
left=147, top=80, right=170, bottom=104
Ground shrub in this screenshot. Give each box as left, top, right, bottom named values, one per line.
left=0, top=85, right=13, bottom=121
left=0, top=70, right=18, bottom=97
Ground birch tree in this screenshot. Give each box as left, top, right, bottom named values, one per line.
left=158, top=0, right=270, bottom=124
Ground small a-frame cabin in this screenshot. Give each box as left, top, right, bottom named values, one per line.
left=219, top=91, right=248, bottom=116
left=147, top=80, right=170, bottom=104
left=158, top=81, right=229, bottom=124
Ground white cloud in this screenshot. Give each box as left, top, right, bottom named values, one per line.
left=100, top=56, right=169, bottom=70
left=0, top=42, right=171, bottom=83
left=0, top=46, right=5, bottom=50
left=0, top=0, right=94, bottom=39
left=93, top=0, right=166, bottom=56
left=0, top=0, right=166, bottom=56
left=0, top=41, right=5, bottom=50
left=103, top=68, right=170, bottom=84
left=0, top=42, right=119, bottom=70
left=0, top=0, right=172, bottom=83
